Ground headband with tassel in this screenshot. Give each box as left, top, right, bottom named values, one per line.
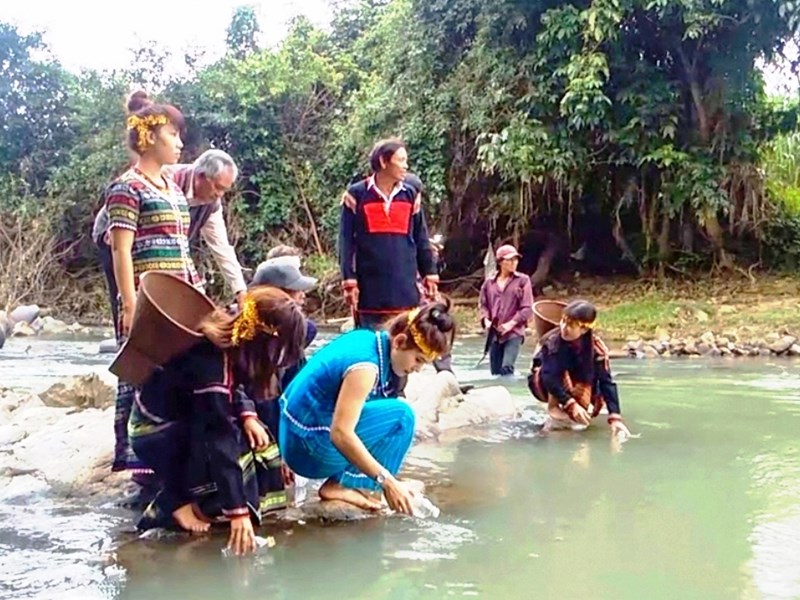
left=407, top=308, right=440, bottom=361
left=127, top=114, right=169, bottom=152
left=231, top=295, right=278, bottom=346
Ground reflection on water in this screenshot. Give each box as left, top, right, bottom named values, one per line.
left=2, top=339, right=800, bottom=599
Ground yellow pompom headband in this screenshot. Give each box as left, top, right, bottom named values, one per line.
left=563, top=316, right=596, bottom=329
left=127, top=114, right=169, bottom=152
left=407, top=308, right=439, bottom=361
left=231, top=295, right=278, bottom=347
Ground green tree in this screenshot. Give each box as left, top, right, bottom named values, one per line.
left=226, top=5, right=261, bottom=60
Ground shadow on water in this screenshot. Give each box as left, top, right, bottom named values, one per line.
left=3, top=338, right=800, bottom=599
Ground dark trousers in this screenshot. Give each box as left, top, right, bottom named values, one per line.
left=489, top=335, right=523, bottom=376
left=97, top=239, right=120, bottom=340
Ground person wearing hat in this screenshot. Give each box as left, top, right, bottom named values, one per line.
left=246, top=258, right=319, bottom=483
left=478, top=244, right=534, bottom=376
left=251, top=260, right=317, bottom=306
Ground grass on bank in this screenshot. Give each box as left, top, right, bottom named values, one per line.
left=449, top=273, right=800, bottom=343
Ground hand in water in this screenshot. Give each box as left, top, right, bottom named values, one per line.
left=610, top=419, right=632, bottom=439
left=243, top=418, right=269, bottom=450
left=566, top=400, right=591, bottom=425
left=382, top=478, right=415, bottom=516
left=227, top=515, right=257, bottom=556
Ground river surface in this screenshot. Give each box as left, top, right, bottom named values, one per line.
left=1, top=334, right=800, bottom=599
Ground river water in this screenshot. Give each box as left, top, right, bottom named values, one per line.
left=1, top=334, right=800, bottom=599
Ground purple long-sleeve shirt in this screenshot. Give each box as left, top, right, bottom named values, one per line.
left=479, top=272, right=534, bottom=341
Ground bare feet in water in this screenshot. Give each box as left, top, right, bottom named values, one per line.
left=172, top=503, right=210, bottom=533
left=319, top=479, right=383, bottom=511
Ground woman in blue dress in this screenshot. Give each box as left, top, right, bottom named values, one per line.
left=280, top=301, right=455, bottom=514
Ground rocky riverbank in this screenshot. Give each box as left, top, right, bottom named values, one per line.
left=621, top=330, right=800, bottom=358
left=0, top=371, right=523, bottom=512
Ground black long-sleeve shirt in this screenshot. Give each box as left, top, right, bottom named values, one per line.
left=536, top=334, right=621, bottom=415
left=339, top=176, right=436, bottom=312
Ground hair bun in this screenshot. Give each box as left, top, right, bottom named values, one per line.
left=127, top=90, right=153, bottom=114
left=429, top=302, right=454, bottom=333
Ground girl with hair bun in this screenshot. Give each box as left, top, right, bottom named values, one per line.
left=279, top=300, right=456, bottom=514
left=105, top=90, right=200, bottom=473
left=528, top=299, right=632, bottom=437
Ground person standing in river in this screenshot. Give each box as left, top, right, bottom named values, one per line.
left=479, top=244, right=534, bottom=375
left=338, top=139, right=439, bottom=331
left=105, top=91, right=202, bottom=473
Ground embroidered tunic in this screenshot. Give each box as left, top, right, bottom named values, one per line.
left=105, top=168, right=201, bottom=289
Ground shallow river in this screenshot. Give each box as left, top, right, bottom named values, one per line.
left=1, top=334, right=800, bottom=600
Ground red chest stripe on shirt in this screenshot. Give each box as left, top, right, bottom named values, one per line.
left=362, top=201, right=412, bottom=235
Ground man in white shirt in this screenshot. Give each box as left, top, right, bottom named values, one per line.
left=93, top=149, right=247, bottom=336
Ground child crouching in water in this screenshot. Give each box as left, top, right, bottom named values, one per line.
left=528, top=300, right=631, bottom=437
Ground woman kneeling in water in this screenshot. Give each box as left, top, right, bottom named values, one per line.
left=280, top=301, right=455, bottom=514
left=131, top=287, right=306, bottom=555
left=528, top=300, right=631, bottom=437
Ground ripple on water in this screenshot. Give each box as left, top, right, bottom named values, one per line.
left=0, top=498, right=127, bottom=599
left=387, top=517, right=477, bottom=563
left=749, top=513, right=800, bottom=599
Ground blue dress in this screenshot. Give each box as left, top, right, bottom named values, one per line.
left=279, top=329, right=415, bottom=490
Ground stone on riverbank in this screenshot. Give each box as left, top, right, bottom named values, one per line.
left=0, top=369, right=520, bottom=506
left=622, top=330, right=800, bottom=359
left=38, top=374, right=115, bottom=410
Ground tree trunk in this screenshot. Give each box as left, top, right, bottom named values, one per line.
left=678, top=46, right=711, bottom=144
left=704, top=211, right=733, bottom=269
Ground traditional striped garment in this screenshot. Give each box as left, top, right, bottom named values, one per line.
left=105, top=168, right=201, bottom=289
left=130, top=340, right=288, bottom=529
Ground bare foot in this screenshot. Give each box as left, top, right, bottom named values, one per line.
left=319, top=479, right=382, bottom=511
left=172, top=503, right=210, bottom=533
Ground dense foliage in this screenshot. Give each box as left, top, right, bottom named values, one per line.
left=0, top=0, right=798, bottom=314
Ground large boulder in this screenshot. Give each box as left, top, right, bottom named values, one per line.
left=38, top=374, right=115, bottom=410
left=9, top=304, right=40, bottom=325
left=405, top=370, right=520, bottom=439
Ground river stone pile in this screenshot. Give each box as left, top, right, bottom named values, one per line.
left=622, top=331, right=800, bottom=358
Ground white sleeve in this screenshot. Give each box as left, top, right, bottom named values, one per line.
left=200, top=207, right=247, bottom=294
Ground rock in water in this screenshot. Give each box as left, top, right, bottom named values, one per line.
left=38, top=374, right=115, bottom=410
left=9, top=304, right=40, bottom=326
left=404, top=370, right=519, bottom=438
left=98, top=338, right=119, bottom=354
